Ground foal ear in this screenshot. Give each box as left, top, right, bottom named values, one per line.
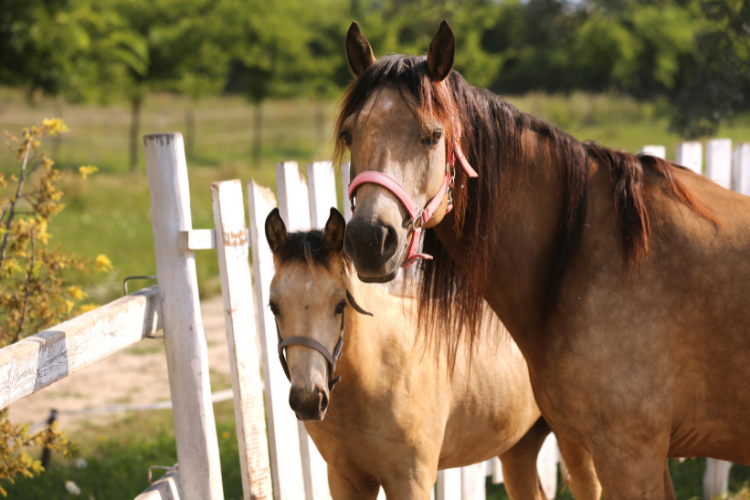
left=323, top=208, right=346, bottom=252
left=265, top=208, right=287, bottom=254
left=346, top=22, right=376, bottom=77
left=427, top=20, right=455, bottom=83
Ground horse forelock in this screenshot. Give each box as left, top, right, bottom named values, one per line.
left=275, top=230, right=350, bottom=274
left=333, top=52, right=710, bottom=356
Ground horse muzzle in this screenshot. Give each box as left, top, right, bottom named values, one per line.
left=344, top=218, right=403, bottom=283
left=289, top=384, right=330, bottom=421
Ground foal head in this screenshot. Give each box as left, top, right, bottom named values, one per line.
left=266, top=208, right=348, bottom=421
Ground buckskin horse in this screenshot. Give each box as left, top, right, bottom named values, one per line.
left=338, top=20, right=750, bottom=500
left=265, top=207, right=601, bottom=500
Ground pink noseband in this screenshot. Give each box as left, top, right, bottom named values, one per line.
left=348, top=124, right=477, bottom=267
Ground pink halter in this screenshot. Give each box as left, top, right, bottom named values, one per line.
left=348, top=124, right=477, bottom=267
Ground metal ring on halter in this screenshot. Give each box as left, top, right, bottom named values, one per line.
left=412, top=209, right=426, bottom=230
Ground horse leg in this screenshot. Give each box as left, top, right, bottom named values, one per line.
left=380, top=464, right=438, bottom=500
left=327, top=464, right=380, bottom=500
left=664, top=463, right=676, bottom=500
left=589, top=441, right=670, bottom=500
left=499, top=417, right=550, bottom=500
left=556, top=433, right=602, bottom=500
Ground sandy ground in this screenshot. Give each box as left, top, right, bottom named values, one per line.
left=7, top=297, right=231, bottom=431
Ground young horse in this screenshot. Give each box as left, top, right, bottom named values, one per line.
left=338, top=21, right=750, bottom=500
left=265, top=207, right=600, bottom=500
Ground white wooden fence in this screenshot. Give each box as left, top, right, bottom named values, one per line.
left=0, top=132, right=747, bottom=500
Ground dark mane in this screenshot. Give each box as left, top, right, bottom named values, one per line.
left=334, top=54, right=710, bottom=358
left=275, top=230, right=350, bottom=270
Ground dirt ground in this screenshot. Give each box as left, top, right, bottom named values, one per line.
left=7, top=297, right=232, bottom=431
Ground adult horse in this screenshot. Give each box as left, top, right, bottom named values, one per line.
left=264, top=207, right=600, bottom=500
left=338, top=21, right=750, bottom=500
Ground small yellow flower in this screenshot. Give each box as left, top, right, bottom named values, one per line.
left=42, top=118, right=69, bottom=137
left=78, top=165, right=98, bottom=179
left=95, top=254, right=113, bottom=272
left=67, top=286, right=88, bottom=301
left=221, top=431, right=230, bottom=439
left=65, top=300, right=75, bottom=314
left=77, top=304, right=99, bottom=315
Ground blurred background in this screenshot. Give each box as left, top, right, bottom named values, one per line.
left=1, top=0, right=749, bottom=498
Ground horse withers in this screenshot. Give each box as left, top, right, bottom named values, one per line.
left=264, top=207, right=600, bottom=500
left=339, top=20, right=750, bottom=500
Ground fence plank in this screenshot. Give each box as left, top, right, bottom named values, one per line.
left=538, top=434, right=559, bottom=500
left=247, top=180, right=306, bottom=500
left=437, top=469, right=462, bottom=500
left=733, top=143, right=750, bottom=196
left=144, top=132, right=224, bottom=500
left=134, top=470, right=183, bottom=500
left=704, top=459, right=733, bottom=500
left=0, top=286, right=161, bottom=410
left=179, top=229, right=216, bottom=250
left=676, top=141, right=703, bottom=175
left=276, top=161, right=311, bottom=232
left=461, top=462, right=487, bottom=500
left=211, top=180, right=273, bottom=500
left=638, top=145, right=666, bottom=159
left=490, top=457, right=503, bottom=484
left=308, top=162, right=337, bottom=229
left=706, top=139, right=733, bottom=190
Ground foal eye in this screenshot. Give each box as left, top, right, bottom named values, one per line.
left=421, top=129, right=442, bottom=146
left=268, top=301, right=280, bottom=316
left=334, top=300, right=347, bottom=315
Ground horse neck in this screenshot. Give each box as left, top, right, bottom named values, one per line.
left=436, top=130, right=570, bottom=354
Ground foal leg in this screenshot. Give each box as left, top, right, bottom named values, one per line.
left=500, top=417, right=550, bottom=500
left=589, top=439, right=671, bottom=500
left=556, top=433, right=602, bottom=500
left=327, top=464, right=380, bottom=500
left=380, top=468, right=438, bottom=500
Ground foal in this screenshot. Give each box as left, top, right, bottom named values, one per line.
left=265, top=207, right=600, bottom=500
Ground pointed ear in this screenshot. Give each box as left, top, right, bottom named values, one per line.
left=427, top=20, right=455, bottom=83
left=346, top=22, right=376, bottom=77
left=323, top=208, right=346, bottom=252
left=265, top=208, right=287, bottom=254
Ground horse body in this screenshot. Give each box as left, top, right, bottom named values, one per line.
left=264, top=208, right=601, bottom=500
left=338, top=21, right=750, bottom=499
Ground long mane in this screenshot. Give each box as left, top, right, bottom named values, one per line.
left=334, top=54, right=710, bottom=360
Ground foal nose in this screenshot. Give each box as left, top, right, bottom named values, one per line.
left=344, top=219, right=400, bottom=272
left=289, top=384, right=329, bottom=421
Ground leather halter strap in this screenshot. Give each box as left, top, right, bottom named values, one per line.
left=347, top=122, right=477, bottom=267
left=276, top=290, right=373, bottom=392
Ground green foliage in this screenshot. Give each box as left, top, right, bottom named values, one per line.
left=0, top=119, right=108, bottom=494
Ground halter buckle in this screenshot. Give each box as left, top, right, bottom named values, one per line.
left=412, top=209, right=426, bottom=230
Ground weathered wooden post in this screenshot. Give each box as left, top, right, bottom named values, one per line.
left=143, top=133, right=224, bottom=500
left=676, top=141, right=703, bottom=175
left=706, top=139, right=733, bottom=189
left=247, top=180, right=306, bottom=500
left=639, top=145, right=666, bottom=159
left=437, top=469, right=462, bottom=500
left=461, top=463, right=486, bottom=500
left=211, top=180, right=273, bottom=500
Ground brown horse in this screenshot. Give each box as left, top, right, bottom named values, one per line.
left=338, top=21, right=750, bottom=500
left=264, top=207, right=601, bottom=500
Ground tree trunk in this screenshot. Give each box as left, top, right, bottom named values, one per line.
left=129, top=96, right=143, bottom=173
left=252, top=103, right=263, bottom=168
left=52, top=99, right=62, bottom=161
left=185, top=108, right=195, bottom=158
left=315, top=101, right=326, bottom=152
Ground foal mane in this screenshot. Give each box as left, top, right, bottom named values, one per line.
left=334, top=54, right=710, bottom=361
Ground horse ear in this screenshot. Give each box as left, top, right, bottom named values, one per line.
left=323, top=208, right=346, bottom=252
left=427, top=20, right=455, bottom=83
left=346, top=22, right=376, bottom=77
left=265, top=208, right=287, bottom=254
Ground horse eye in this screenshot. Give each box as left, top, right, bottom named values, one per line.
left=268, top=301, right=280, bottom=316
left=422, top=129, right=442, bottom=146
left=339, top=132, right=352, bottom=147
left=334, top=300, right=347, bottom=315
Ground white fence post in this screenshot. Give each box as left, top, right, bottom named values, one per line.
left=276, top=161, right=310, bottom=232
left=461, top=463, right=486, bottom=500
left=342, top=162, right=353, bottom=221
left=706, top=139, right=733, bottom=189
left=490, top=457, right=503, bottom=484
left=143, top=133, right=224, bottom=500
left=247, top=180, right=306, bottom=500
left=211, top=180, right=273, bottom=500
left=677, top=141, right=703, bottom=175
left=437, top=469, right=462, bottom=500
left=639, top=145, right=666, bottom=159
left=308, top=162, right=338, bottom=229
left=538, top=434, right=559, bottom=499
left=732, top=143, right=750, bottom=196
left=704, top=459, right=733, bottom=500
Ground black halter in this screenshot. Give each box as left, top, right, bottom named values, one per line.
left=277, top=289, right=373, bottom=392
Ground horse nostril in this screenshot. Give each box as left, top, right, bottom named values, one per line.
left=318, top=389, right=329, bottom=413
left=345, top=220, right=399, bottom=262
left=380, top=224, right=399, bottom=260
